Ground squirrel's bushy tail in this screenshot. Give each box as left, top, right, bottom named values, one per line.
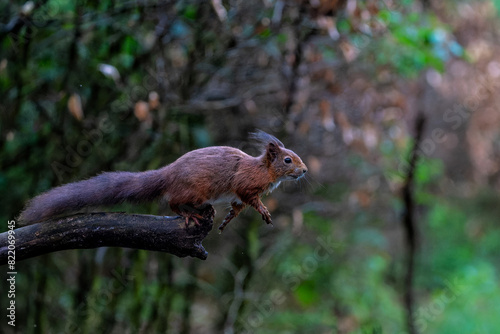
left=19, top=170, right=167, bottom=224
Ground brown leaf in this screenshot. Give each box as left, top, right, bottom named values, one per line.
left=349, top=190, right=372, bottom=208
left=307, top=155, right=322, bottom=175
left=134, top=101, right=150, bottom=122
left=68, top=93, right=83, bottom=121
left=339, top=40, right=359, bottom=62
left=148, top=91, right=160, bottom=110
left=319, top=100, right=335, bottom=131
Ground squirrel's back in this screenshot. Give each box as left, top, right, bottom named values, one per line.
left=163, top=146, right=259, bottom=205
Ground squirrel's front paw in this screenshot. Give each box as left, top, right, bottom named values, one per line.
left=259, top=206, right=272, bottom=225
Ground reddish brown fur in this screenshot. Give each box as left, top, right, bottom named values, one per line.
left=19, top=131, right=307, bottom=230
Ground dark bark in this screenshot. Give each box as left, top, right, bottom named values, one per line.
left=0, top=208, right=215, bottom=264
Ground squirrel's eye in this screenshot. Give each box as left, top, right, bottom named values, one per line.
left=284, top=157, right=292, bottom=164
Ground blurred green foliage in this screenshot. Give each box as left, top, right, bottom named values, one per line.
left=372, top=10, right=463, bottom=76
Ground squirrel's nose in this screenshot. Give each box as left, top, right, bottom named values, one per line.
left=302, top=168, right=308, bottom=174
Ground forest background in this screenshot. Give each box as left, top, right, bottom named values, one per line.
left=2, top=0, right=500, bottom=333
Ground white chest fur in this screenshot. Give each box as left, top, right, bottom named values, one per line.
left=267, top=181, right=281, bottom=193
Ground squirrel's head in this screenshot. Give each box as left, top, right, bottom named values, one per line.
left=251, top=130, right=308, bottom=182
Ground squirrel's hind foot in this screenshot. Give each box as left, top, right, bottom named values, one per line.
left=182, top=212, right=204, bottom=227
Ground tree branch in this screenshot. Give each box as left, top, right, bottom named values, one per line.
left=0, top=207, right=215, bottom=265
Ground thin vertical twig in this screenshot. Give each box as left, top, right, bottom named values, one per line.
left=283, top=4, right=313, bottom=115
left=402, top=114, right=425, bottom=334
left=180, top=260, right=198, bottom=334
left=60, top=1, right=82, bottom=91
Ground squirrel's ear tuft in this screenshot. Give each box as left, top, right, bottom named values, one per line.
left=250, top=130, right=285, bottom=148
left=250, top=130, right=284, bottom=163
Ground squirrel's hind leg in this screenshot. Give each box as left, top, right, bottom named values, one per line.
left=170, top=202, right=207, bottom=227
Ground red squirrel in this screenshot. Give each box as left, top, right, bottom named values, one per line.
left=19, top=130, right=308, bottom=232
